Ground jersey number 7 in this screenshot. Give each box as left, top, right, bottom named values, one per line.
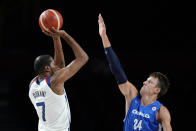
left=36, top=102, right=46, bottom=121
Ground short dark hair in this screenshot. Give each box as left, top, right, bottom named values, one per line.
left=34, top=55, right=52, bottom=75
left=150, top=72, right=170, bottom=98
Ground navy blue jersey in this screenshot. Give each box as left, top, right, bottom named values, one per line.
left=124, top=95, right=162, bottom=131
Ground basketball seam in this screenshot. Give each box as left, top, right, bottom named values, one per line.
left=40, top=13, right=49, bottom=31
left=49, top=9, right=60, bottom=30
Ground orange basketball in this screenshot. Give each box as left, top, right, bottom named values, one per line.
left=39, top=9, right=63, bottom=32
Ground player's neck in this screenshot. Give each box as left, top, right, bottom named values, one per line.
left=38, top=73, right=50, bottom=81
left=141, top=95, right=157, bottom=106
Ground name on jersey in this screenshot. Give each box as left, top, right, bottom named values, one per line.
left=132, top=109, right=150, bottom=119
left=33, top=91, right=46, bottom=99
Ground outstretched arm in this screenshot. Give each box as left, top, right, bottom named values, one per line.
left=98, top=14, right=138, bottom=114
left=56, top=30, right=89, bottom=83
left=43, top=28, right=89, bottom=95
left=53, top=30, right=88, bottom=94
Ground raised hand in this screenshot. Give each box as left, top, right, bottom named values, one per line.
left=98, top=14, right=111, bottom=47
left=98, top=14, right=107, bottom=37
left=42, top=27, right=65, bottom=38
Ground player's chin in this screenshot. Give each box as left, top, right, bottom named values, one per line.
left=140, top=86, right=144, bottom=91
left=140, top=86, right=145, bottom=95
left=139, top=89, right=143, bottom=96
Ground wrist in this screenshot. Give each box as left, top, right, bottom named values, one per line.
left=53, top=36, right=59, bottom=40
left=101, top=34, right=111, bottom=47
left=63, top=32, right=72, bottom=40
left=102, top=42, right=111, bottom=48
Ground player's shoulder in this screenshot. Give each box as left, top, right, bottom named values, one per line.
left=29, top=76, right=38, bottom=87
left=157, top=106, right=170, bottom=119
left=159, top=105, right=170, bottom=114
left=157, top=105, right=171, bottom=122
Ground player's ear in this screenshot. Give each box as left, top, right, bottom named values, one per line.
left=44, top=66, right=51, bottom=72
left=155, top=87, right=161, bottom=94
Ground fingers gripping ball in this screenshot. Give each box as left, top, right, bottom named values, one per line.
left=39, top=9, right=63, bottom=32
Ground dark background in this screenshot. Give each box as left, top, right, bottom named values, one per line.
left=0, top=0, right=195, bottom=131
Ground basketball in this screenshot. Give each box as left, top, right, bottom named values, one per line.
left=39, top=9, right=63, bottom=32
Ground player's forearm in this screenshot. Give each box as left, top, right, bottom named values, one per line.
left=104, top=47, right=128, bottom=84
left=62, top=32, right=89, bottom=64
left=101, top=33, right=111, bottom=48
left=53, top=36, right=65, bottom=68
left=162, top=124, right=172, bottom=131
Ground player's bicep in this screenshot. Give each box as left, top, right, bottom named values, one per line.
left=162, top=121, right=172, bottom=131
left=55, top=60, right=85, bottom=83
left=118, top=81, right=138, bottom=101
left=158, top=106, right=172, bottom=131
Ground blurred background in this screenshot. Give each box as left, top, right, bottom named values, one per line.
left=0, top=0, right=195, bottom=130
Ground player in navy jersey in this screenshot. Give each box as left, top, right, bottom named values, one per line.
left=98, top=14, right=172, bottom=131
left=29, top=27, right=88, bottom=131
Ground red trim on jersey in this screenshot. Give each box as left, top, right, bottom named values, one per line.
left=45, top=77, right=49, bottom=84
left=45, top=77, right=50, bottom=87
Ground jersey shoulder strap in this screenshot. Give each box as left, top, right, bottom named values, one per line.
left=29, top=76, right=37, bottom=88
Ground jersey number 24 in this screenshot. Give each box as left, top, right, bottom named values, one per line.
left=134, top=119, right=142, bottom=130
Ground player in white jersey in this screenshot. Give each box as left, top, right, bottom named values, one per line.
left=29, top=27, right=89, bottom=131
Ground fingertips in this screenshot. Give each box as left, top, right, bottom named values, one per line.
left=50, top=27, right=57, bottom=33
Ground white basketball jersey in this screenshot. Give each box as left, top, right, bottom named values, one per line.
left=29, top=77, right=71, bottom=131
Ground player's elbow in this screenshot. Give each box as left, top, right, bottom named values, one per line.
left=83, top=53, right=89, bottom=63
left=59, top=62, right=66, bottom=68
left=77, top=53, right=89, bottom=66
